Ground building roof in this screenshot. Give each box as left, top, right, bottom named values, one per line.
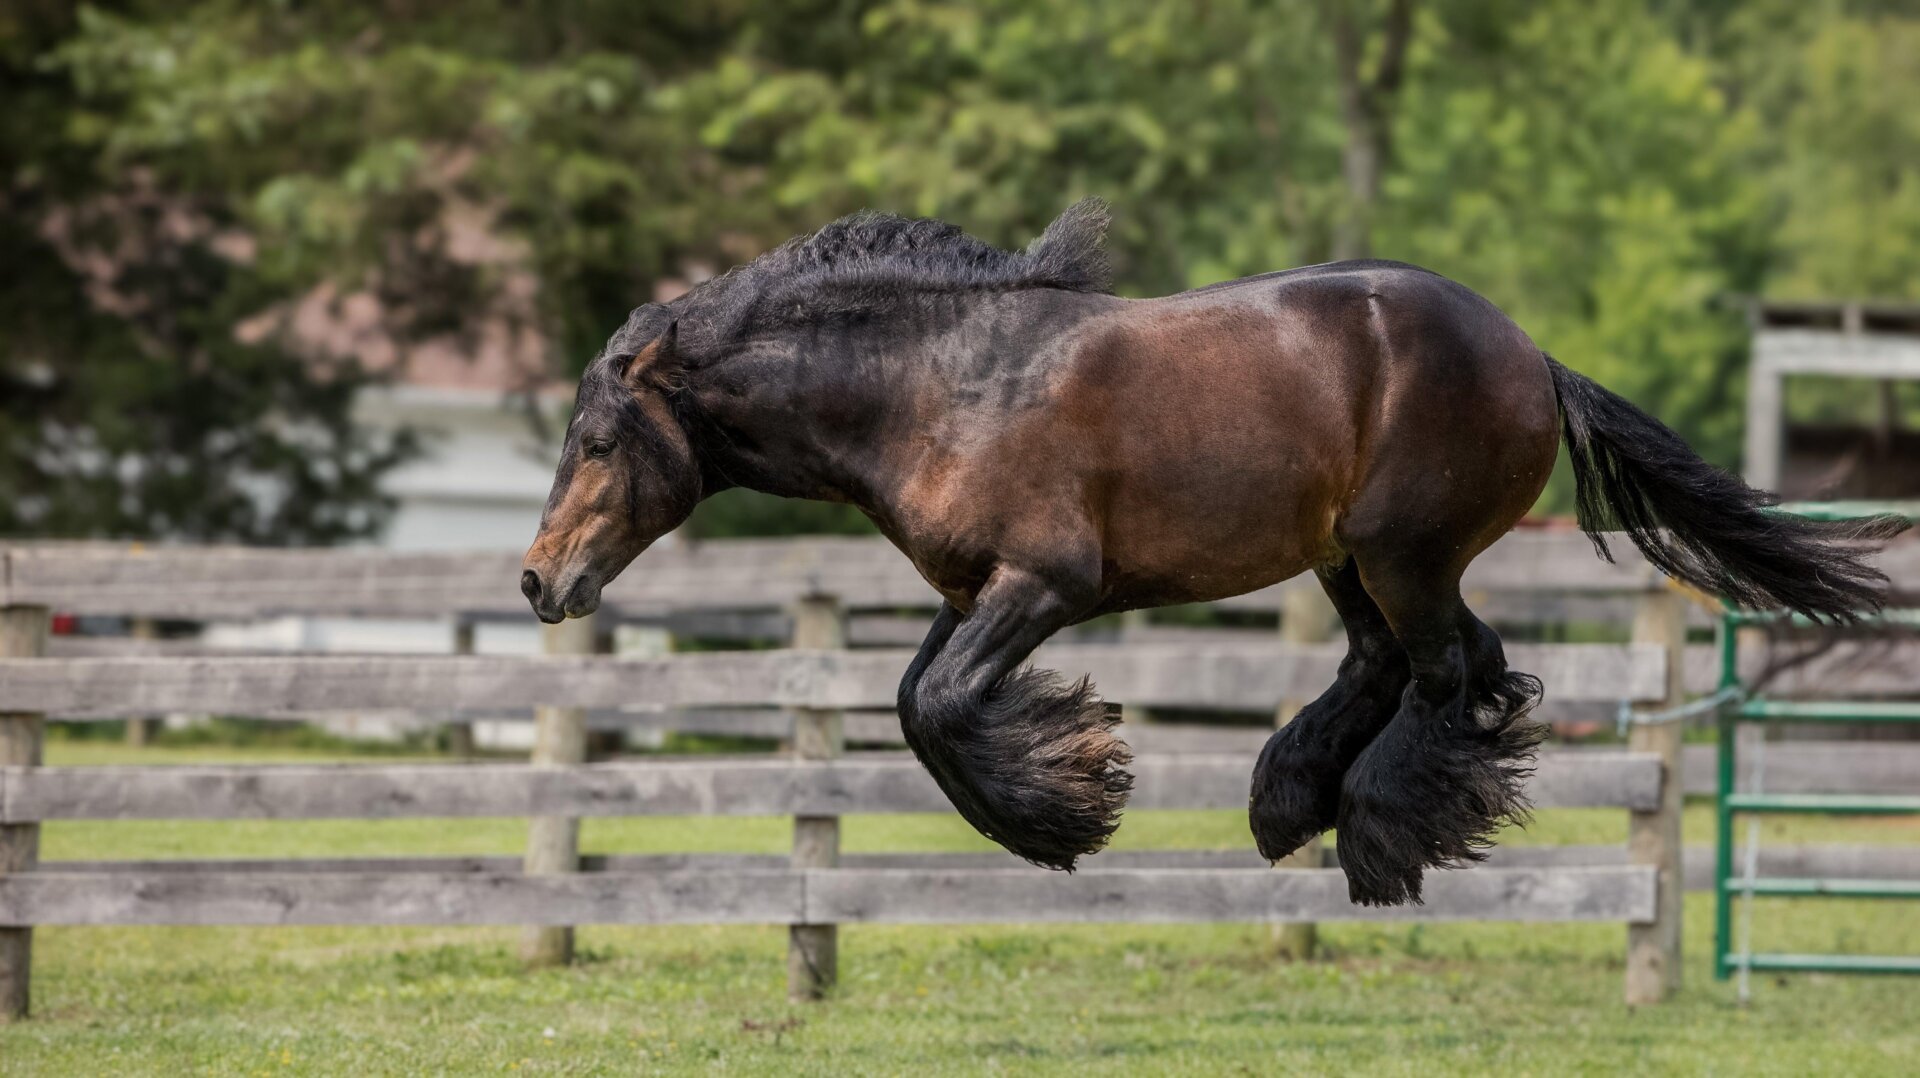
left=1749, top=299, right=1920, bottom=336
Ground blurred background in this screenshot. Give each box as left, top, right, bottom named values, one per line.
left=4, top=0, right=1919, bottom=552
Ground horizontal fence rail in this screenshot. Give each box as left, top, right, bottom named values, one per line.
left=0, top=532, right=1644, bottom=619
left=0, top=751, right=1663, bottom=822
left=38, top=844, right=1920, bottom=891
left=18, top=531, right=1916, bottom=622
left=40, top=637, right=1918, bottom=705
left=0, top=642, right=1666, bottom=716
left=0, top=866, right=1657, bottom=928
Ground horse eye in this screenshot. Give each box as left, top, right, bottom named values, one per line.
left=585, top=440, right=615, bottom=459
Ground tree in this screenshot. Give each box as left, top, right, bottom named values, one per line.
left=1379, top=0, right=1768, bottom=472
left=1322, top=0, right=1415, bottom=260
left=1770, top=14, right=1920, bottom=300
left=8, top=0, right=1913, bottom=540
left=1, top=3, right=420, bottom=542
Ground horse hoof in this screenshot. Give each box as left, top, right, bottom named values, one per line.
left=1248, top=729, right=1342, bottom=861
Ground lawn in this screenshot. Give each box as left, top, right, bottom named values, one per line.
left=2, top=740, right=1916, bottom=1075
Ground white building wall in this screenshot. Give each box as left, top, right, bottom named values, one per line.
left=356, top=384, right=566, bottom=551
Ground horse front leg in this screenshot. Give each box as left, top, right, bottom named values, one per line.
left=897, top=566, right=1132, bottom=870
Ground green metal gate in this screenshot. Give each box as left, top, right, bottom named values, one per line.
left=1714, top=502, right=1920, bottom=979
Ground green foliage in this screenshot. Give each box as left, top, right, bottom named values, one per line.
left=1769, top=13, right=1920, bottom=300
left=1382, top=1, right=1769, bottom=472
left=6, top=0, right=1917, bottom=538
left=1, top=4, right=419, bottom=542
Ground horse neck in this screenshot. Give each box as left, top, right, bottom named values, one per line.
left=681, top=291, right=1118, bottom=512
left=681, top=319, right=917, bottom=506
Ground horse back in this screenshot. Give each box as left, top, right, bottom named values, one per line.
left=885, top=263, right=1555, bottom=612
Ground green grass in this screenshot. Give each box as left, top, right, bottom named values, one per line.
left=4, top=741, right=1919, bottom=1075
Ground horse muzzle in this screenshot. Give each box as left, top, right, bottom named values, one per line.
left=520, top=566, right=602, bottom=623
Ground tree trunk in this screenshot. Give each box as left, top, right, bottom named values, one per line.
left=1333, top=102, right=1382, bottom=262
left=1323, top=0, right=1415, bottom=262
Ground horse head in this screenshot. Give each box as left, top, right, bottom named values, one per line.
left=521, top=305, right=702, bottom=623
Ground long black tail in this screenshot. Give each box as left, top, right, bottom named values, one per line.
left=1545, top=355, right=1908, bottom=621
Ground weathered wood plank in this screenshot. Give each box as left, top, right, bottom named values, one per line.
left=30, top=851, right=1287, bottom=876
left=38, top=844, right=1920, bottom=891
left=45, top=620, right=1918, bottom=705
left=0, top=540, right=940, bottom=619
left=1378, top=844, right=1920, bottom=891
left=53, top=718, right=1824, bottom=796
left=0, top=870, right=803, bottom=926
left=2, top=652, right=824, bottom=714
left=1681, top=742, right=1920, bottom=796
left=0, top=641, right=1667, bottom=715
left=0, top=750, right=1661, bottom=822
left=1075, top=642, right=1662, bottom=709
left=1114, top=634, right=1920, bottom=699
left=1681, top=639, right=1920, bottom=698
left=36, top=634, right=1913, bottom=731
left=1754, top=329, right=1920, bottom=379
left=0, top=865, right=1652, bottom=926
left=26, top=700, right=1624, bottom=742
left=804, top=866, right=1656, bottom=925
left=1, top=603, right=47, bottom=1019
left=8, top=531, right=1913, bottom=619
left=1123, top=751, right=1661, bottom=812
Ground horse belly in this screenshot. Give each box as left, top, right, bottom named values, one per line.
left=1095, top=436, right=1345, bottom=610
left=1066, top=320, right=1359, bottom=611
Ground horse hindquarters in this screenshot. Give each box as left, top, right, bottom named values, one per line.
left=1295, top=276, right=1559, bottom=904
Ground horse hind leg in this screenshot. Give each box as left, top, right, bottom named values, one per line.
left=1249, top=558, right=1409, bottom=861
left=1335, top=558, right=1545, bottom=906
left=1459, top=607, right=1545, bottom=753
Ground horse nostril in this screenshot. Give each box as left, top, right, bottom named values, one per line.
left=521, top=569, right=543, bottom=604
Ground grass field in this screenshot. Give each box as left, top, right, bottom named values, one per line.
left=3, top=740, right=1917, bottom=1075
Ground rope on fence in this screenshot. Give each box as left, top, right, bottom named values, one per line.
left=1616, top=685, right=1743, bottom=738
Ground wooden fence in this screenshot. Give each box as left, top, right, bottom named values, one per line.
left=1, top=530, right=1915, bottom=1019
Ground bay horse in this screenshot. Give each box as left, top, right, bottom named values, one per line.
left=521, top=200, right=1906, bottom=905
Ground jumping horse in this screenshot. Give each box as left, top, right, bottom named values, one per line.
left=521, top=201, right=1906, bottom=905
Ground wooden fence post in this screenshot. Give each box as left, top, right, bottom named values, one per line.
left=125, top=618, right=160, bottom=747
left=788, top=594, right=846, bottom=1001
left=1626, top=587, right=1686, bottom=1004
left=445, top=620, right=477, bottom=759
left=522, top=611, right=598, bottom=968
left=1118, top=609, right=1156, bottom=729
left=1, top=604, right=49, bottom=1021
left=1272, top=582, right=1336, bottom=960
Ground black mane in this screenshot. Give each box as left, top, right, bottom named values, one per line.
left=615, top=199, right=1113, bottom=358
left=753, top=197, right=1112, bottom=298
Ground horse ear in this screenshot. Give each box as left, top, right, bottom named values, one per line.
left=620, top=320, right=682, bottom=391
